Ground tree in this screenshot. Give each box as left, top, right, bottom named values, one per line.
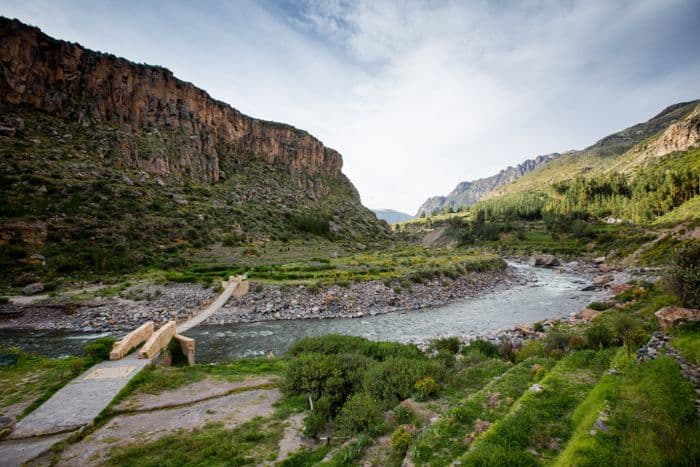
left=614, top=315, right=639, bottom=358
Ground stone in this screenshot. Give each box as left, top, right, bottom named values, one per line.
left=528, top=254, right=560, bottom=268
left=110, top=321, right=154, bottom=360
left=474, top=419, right=490, bottom=434
left=530, top=383, right=544, bottom=393
left=0, top=123, right=16, bottom=137
left=12, top=272, right=38, bottom=287
left=592, top=256, right=606, bottom=264
left=579, top=308, right=600, bottom=322
left=139, top=321, right=177, bottom=359
left=487, top=392, right=501, bottom=408
left=22, top=282, right=44, bottom=296
left=592, top=275, right=612, bottom=287
left=655, top=306, right=700, bottom=330
left=174, top=334, right=195, bottom=365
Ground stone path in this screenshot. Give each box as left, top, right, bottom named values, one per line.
left=0, top=353, right=152, bottom=466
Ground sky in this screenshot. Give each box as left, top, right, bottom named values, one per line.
left=1, top=0, right=699, bottom=214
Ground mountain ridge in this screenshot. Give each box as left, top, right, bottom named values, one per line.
left=416, top=153, right=560, bottom=216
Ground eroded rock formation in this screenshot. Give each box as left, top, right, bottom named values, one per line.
left=0, top=17, right=342, bottom=184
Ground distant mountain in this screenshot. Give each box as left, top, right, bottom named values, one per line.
left=372, top=209, right=414, bottom=224
left=416, top=153, right=560, bottom=216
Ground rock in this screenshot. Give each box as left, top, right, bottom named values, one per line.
left=655, top=306, right=700, bottom=330
left=611, top=283, right=634, bottom=294
left=22, top=282, right=44, bottom=296
left=515, top=323, right=535, bottom=335
left=528, top=254, right=560, bottom=268
left=0, top=123, right=16, bottom=137
left=579, top=308, right=600, bottom=322
left=592, top=275, right=612, bottom=287
left=530, top=383, right=544, bottom=393
left=592, top=256, right=606, bottom=264
left=487, top=392, right=501, bottom=408
left=12, top=272, right=38, bottom=287
left=474, top=419, right=490, bottom=434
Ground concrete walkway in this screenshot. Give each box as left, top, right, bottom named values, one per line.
left=0, top=276, right=246, bottom=465
left=0, top=353, right=152, bottom=465
left=178, top=276, right=244, bottom=333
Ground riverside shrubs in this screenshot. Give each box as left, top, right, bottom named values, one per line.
left=282, top=335, right=444, bottom=437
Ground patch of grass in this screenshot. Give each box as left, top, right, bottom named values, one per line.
left=554, top=351, right=700, bottom=466
left=670, top=323, right=700, bottom=365
left=411, top=357, right=554, bottom=465
left=0, top=349, right=90, bottom=418
left=107, top=418, right=283, bottom=466
left=459, top=349, right=614, bottom=465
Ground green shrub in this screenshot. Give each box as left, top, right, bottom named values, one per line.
left=83, top=336, right=117, bottom=362
left=588, top=301, right=612, bottom=311
left=282, top=353, right=340, bottom=398
left=533, top=321, right=545, bottom=332
left=516, top=339, right=546, bottom=361
left=304, top=395, right=332, bottom=437
left=545, top=329, right=572, bottom=353
left=586, top=322, right=614, bottom=349
left=336, top=393, right=383, bottom=435
left=414, top=376, right=440, bottom=401
left=667, top=243, right=700, bottom=308
left=364, top=358, right=441, bottom=407
left=288, top=335, right=423, bottom=361
left=615, top=314, right=640, bottom=358
left=391, top=425, right=414, bottom=455
left=433, top=349, right=456, bottom=370
left=462, top=339, right=499, bottom=358
left=430, top=336, right=461, bottom=354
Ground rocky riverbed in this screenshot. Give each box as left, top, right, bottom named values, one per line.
left=0, top=256, right=651, bottom=334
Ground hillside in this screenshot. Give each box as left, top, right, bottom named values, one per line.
left=491, top=100, right=700, bottom=197
left=0, top=18, right=388, bottom=286
left=417, top=153, right=560, bottom=216
left=372, top=209, right=413, bottom=224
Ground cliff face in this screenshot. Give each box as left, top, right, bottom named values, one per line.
left=648, top=103, right=700, bottom=157
left=416, top=153, right=560, bottom=216
left=0, top=17, right=342, bottom=184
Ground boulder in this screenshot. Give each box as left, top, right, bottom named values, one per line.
left=528, top=255, right=560, bottom=268
left=579, top=308, right=600, bottom=322
left=0, top=124, right=16, bottom=137
left=655, top=306, right=700, bottom=331
left=12, top=272, right=38, bottom=287
left=592, top=256, right=606, bottom=264
left=21, top=282, right=44, bottom=296
left=592, top=274, right=612, bottom=287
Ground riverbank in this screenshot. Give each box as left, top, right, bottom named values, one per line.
left=0, top=267, right=513, bottom=333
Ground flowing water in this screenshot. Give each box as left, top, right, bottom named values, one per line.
left=0, top=264, right=599, bottom=363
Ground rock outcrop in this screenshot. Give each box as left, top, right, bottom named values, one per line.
left=0, top=17, right=342, bottom=184
left=648, top=103, right=700, bottom=156
left=416, top=153, right=560, bottom=216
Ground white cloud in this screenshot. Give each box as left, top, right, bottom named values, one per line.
left=1, top=0, right=698, bottom=213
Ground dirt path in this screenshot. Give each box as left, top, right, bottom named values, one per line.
left=58, top=387, right=282, bottom=466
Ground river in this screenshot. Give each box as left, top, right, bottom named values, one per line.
left=0, top=263, right=599, bottom=363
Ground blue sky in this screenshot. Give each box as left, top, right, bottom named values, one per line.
left=1, top=0, right=699, bottom=213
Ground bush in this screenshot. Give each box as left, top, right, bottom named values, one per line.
left=391, top=425, right=414, bottom=455
left=288, top=335, right=423, bottom=361
left=414, top=376, right=440, bottom=401
left=667, top=243, right=700, bottom=308
left=586, top=323, right=614, bottom=349
left=283, top=353, right=341, bottom=398
left=545, top=329, right=572, bottom=353
left=588, top=301, right=612, bottom=311
left=615, top=314, right=640, bottom=358
left=304, top=395, right=332, bottom=437
left=336, top=393, right=383, bottom=435
left=364, top=358, right=441, bottom=407
left=433, top=349, right=456, bottom=370
left=430, top=336, right=461, bottom=354
left=533, top=322, right=545, bottom=332
left=83, top=336, right=117, bottom=362
left=462, top=339, right=499, bottom=358
left=516, top=339, right=546, bottom=362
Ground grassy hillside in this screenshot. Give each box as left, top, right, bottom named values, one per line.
left=0, top=109, right=389, bottom=288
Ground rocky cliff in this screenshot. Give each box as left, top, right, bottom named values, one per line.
left=0, top=17, right=342, bottom=184
left=416, top=153, right=560, bottom=216
left=0, top=18, right=388, bottom=284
